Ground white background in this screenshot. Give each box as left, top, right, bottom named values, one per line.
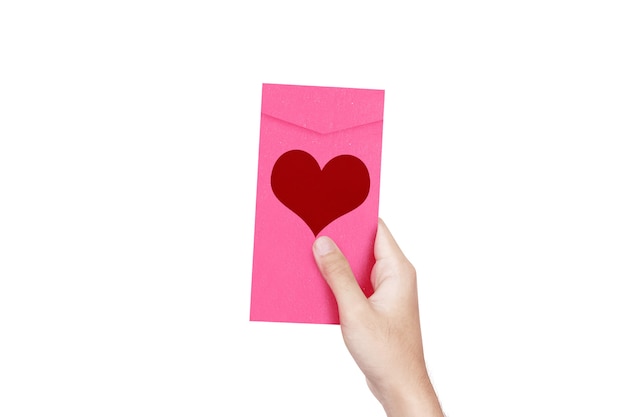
left=1, top=1, right=625, bottom=416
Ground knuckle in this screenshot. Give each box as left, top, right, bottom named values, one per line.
left=321, top=254, right=352, bottom=279
left=404, top=261, right=417, bottom=278
left=389, top=258, right=416, bottom=279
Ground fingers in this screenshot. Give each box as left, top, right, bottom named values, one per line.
left=374, top=218, right=408, bottom=263
left=372, top=218, right=416, bottom=289
left=312, top=236, right=369, bottom=316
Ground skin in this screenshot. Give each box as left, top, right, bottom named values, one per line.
left=312, top=218, right=444, bottom=417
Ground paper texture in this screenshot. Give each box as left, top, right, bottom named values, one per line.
left=250, top=83, right=384, bottom=324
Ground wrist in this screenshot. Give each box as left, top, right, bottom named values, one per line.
left=376, top=372, right=444, bottom=417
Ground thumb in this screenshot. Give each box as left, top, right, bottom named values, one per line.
left=312, top=236, right=369, bottom=317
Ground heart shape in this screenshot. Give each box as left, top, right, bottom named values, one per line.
left=271, top=150, right=370, bottom=236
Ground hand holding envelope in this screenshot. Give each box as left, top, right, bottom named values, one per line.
left=250, top=83, right=385, bottom=324
left=248, top=84, right=445, bottom=416
left=311, top=220, right=446, bottom=416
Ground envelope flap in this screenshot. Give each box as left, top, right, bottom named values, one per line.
left=261, top=84, right=384, bottom=134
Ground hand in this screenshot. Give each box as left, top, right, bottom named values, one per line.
left=312, top=219, right=444, bottom=417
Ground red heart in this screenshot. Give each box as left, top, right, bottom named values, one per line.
left=271, top=150, right=370, bottom=236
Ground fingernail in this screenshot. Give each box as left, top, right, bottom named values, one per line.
left=314, top=236, right=335, bottom=256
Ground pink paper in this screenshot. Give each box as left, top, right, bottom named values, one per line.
left=250, top=83, right=385, bottom=324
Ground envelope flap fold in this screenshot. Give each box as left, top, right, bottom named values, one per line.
left=261, top=84, right=384, bottom=134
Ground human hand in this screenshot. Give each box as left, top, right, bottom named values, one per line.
left=312, top=219, right=444, bottom=417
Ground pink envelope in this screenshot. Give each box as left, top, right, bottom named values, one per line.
left=250, top=83, right=385, bottom=324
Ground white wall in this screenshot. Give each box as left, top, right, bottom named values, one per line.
left=1, top=1, right=625, bottom=416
